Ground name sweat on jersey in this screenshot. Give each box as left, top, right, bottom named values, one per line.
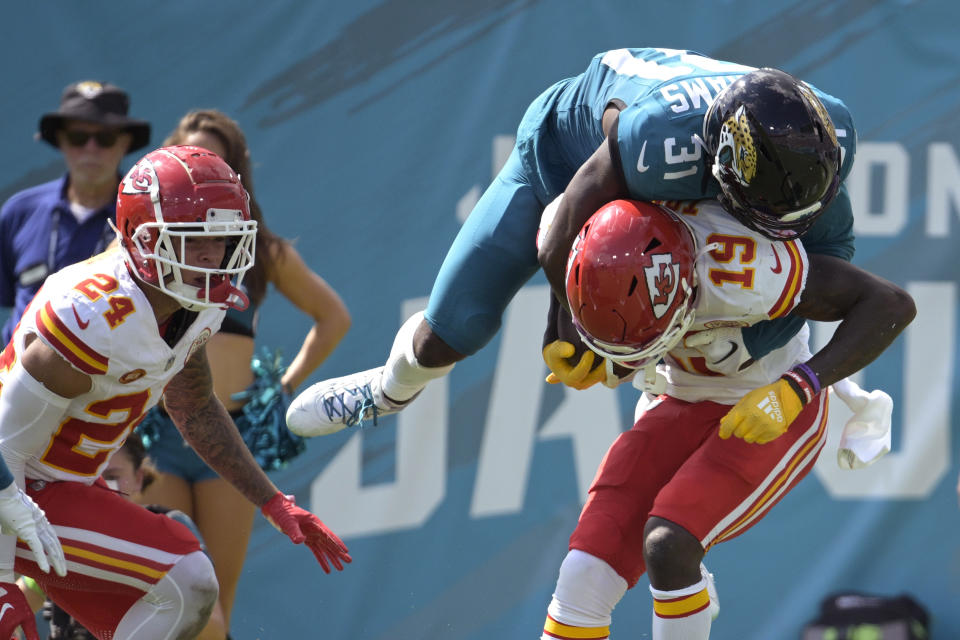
left=0, top=249, right=225, bottom=483
left=658, top=199, right=812, bottom=404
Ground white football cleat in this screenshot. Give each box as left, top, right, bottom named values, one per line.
left=701, top=562, right=720, bottom=621
left=286, top=367, right=413, bottom=437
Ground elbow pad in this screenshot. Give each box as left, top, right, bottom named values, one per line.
left=0, top=361, right=73, bottom=484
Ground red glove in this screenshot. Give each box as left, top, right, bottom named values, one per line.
left=0, top=583, right=38, bottom=640
left=261, top=492, right=351, bottom=573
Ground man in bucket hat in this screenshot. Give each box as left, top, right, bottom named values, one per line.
left=0, top=80, right=151, bottom=343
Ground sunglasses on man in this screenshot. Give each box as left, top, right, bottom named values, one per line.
left=62, top=128, right=123, bottom=148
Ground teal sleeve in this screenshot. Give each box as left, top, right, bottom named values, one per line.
left=741, top=185, right=855, bottom=359
left=795, top=185, right=855, bottom=261
left=742, top=315, right=808, bottom=361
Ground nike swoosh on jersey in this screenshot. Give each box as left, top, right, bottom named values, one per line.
left=636, top=140, right=650, bottom=173
left=0, top=602, right=14, bottom=622
left=770, top=245, right=783, bottom=274
left=72, top=304, right=90, bottom=330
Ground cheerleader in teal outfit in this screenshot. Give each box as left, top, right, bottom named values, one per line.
left=137, top=110, right=351, bottom=633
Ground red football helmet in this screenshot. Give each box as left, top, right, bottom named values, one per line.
left=565, top=200, right=697, bottom=368
left=116, top=145, right=257, bottom=311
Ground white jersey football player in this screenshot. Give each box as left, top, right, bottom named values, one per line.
left=538, top=199, right=914, bottom=640
left=647, top=198, right=813, bottom=402
left=0, top=146, right=350, bottom=639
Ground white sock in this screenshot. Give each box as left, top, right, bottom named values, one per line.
left=650, top=578, right=713, bottom=640
left=381, top=311, right=455, bottom=402
left=541, top=550, right=627, bottom=639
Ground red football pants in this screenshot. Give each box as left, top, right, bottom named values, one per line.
left=16, top=478, right=202, bottom=638
left=570, top=392, right=828, bottom=588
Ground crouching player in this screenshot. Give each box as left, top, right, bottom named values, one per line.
left=0, top=146, right=350, bottom=639
left=539, top=199, right=914, bottom=640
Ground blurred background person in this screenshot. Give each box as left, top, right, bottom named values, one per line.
left=136, top=109, right=351, bottom=633
left=0, top=80, right=149, bottom=343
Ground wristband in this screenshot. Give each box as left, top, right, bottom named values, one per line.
left=792, top=362, right=822, bottom=395
left=780, top=363, right=821, bottom=405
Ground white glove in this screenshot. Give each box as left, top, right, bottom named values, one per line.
left=831, top=378, right=893, bottom=470
left=0, top=483, right=66, bottom=577
left=682, top=327, right=754, bottom=376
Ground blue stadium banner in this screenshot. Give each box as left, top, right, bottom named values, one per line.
left=1, top=1, right=956, bottom=637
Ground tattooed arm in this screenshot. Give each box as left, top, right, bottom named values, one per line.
left=163, top=345, right=278, bottom=506
left=163, top=345, right=352, bottom=571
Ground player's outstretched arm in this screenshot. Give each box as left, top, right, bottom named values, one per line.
left=720, top=255, right=915, bottom=444
left=164, top=346, right=351, bottom=571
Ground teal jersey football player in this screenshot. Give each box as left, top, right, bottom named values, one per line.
left=532, top=48, right=855, bottom=364
left=524, top=48, right=854, bottom=253
left=286, top=47, right=859, bottom=435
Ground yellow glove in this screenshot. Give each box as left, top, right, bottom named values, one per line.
left=719, top=378, right=805, bottom=444
left=542, top=340, right=607, bottom=390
